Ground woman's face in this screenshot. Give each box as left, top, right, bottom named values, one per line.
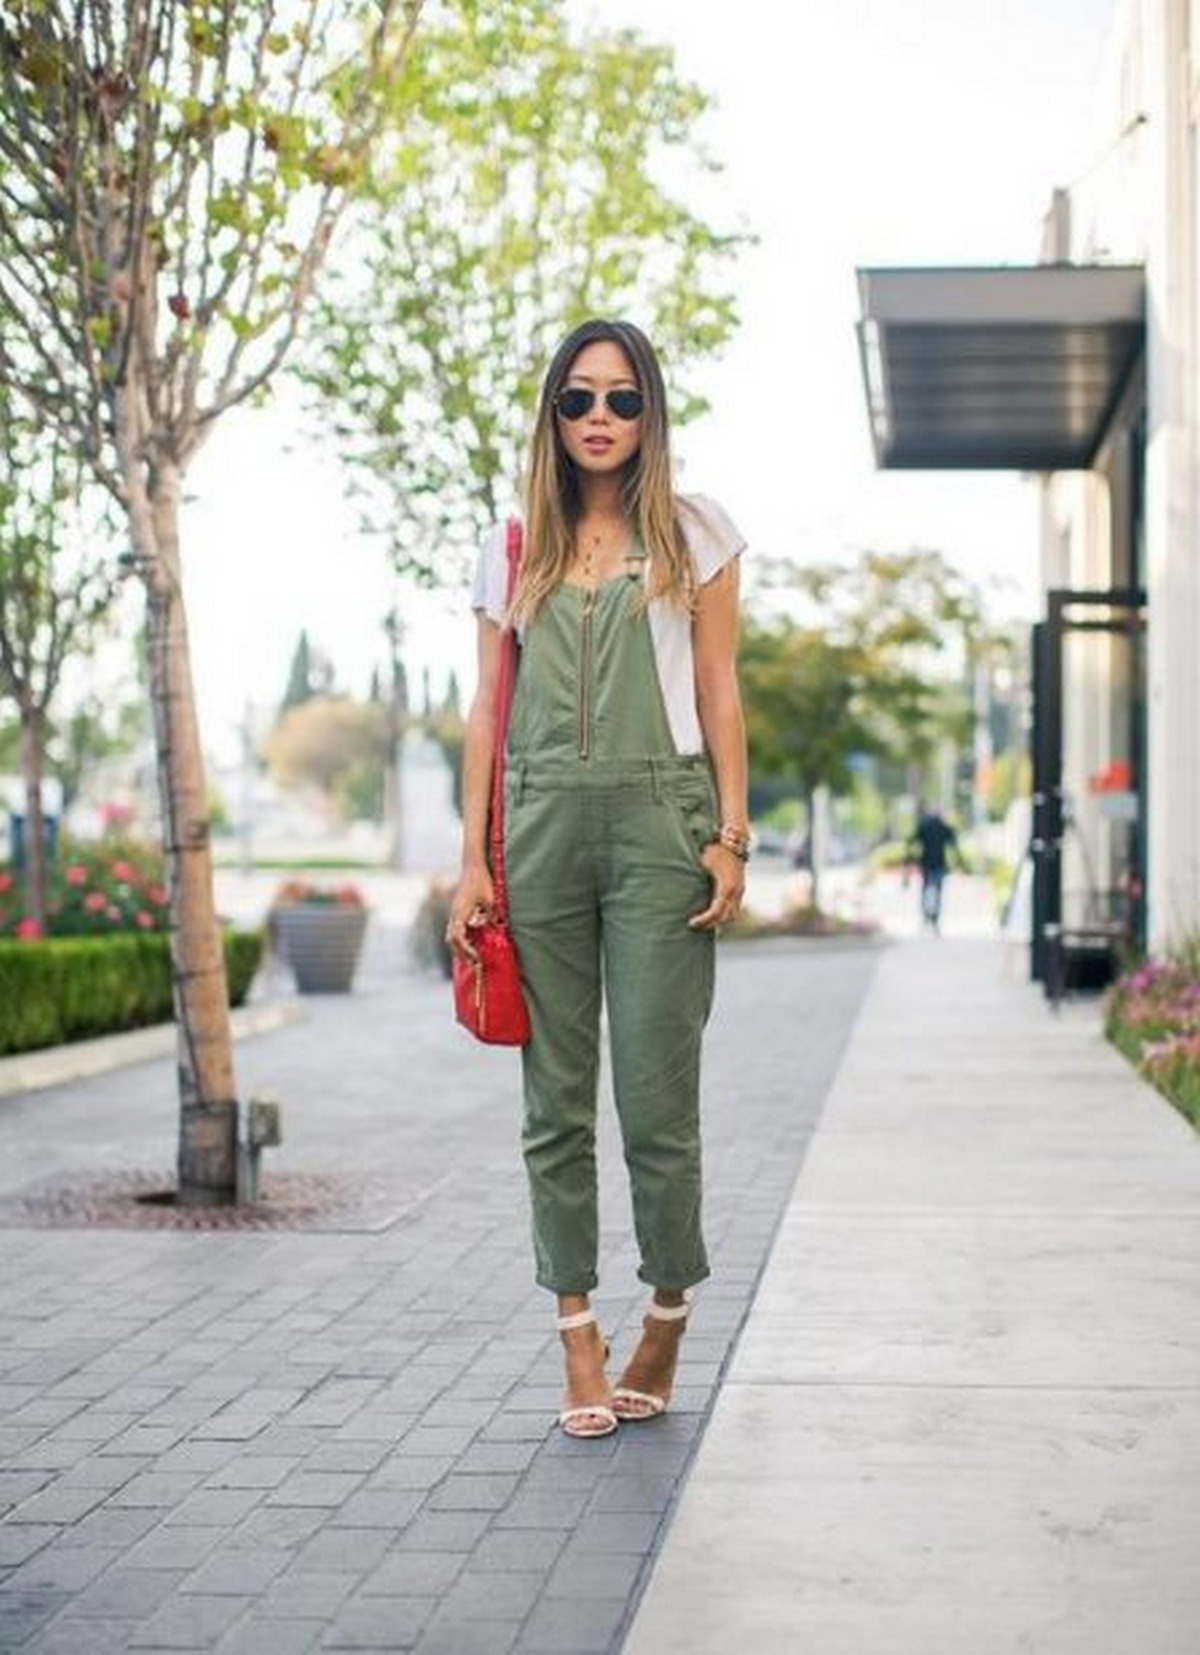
left=554, top=340, right=643, bottom=479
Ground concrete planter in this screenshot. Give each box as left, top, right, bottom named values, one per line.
left=273, top=903, right=368, bottom=993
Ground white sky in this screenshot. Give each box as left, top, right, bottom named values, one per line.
left=183, top=0, right=1118, bottom=764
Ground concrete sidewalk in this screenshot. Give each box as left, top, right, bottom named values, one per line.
left=624, top=938, right=1200, bottom=1654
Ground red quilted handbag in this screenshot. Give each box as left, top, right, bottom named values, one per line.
left=453, top=519, right=531, bottom=1046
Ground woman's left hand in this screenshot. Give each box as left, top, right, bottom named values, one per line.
left=689, top=842, right=747, bottom=930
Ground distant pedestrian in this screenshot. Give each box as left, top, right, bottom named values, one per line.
left=907, top=806, right=964, bottom=933
left=446, top=319, right=749, bottom=1438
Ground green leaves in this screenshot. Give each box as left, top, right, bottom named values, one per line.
left=300, top=0, right=752, bottom=581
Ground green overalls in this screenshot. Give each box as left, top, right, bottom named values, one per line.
left=505, top=555, right=717, bottom=1295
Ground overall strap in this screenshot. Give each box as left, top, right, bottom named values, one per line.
left=488, top=519, right=523, bottom=920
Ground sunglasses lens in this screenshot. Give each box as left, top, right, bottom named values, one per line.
left=555, top=388, right=593, bottom=421
left=607, top=389, right=644, bottom=420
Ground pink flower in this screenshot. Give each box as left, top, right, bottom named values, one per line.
left=15, top=917, right=42, bottom=940
left=84, top=891, right=107, bottom=912
left=106, top=904, right=121, bottom=921
left=135, top=911, right=154, bottom=930
left=0, top=872, right=12, bottom=894
left=146, top=884, right=168, bottom=906
left=110, top=860, right=134, bottom=883
left=65, top=864, right=88, bottom=887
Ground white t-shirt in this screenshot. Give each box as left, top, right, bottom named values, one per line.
left=470, top=492, right=745, bottom=755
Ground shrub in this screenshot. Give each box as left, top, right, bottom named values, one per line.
left=0, top=929, right=263, bottom=1057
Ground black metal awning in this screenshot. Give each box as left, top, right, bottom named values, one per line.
left=856, top=264, right=1145, bottom=470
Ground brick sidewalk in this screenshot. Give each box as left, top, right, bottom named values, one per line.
left=0, top=926, right=877, bottom=1654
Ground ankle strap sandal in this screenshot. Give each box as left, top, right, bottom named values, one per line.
left=555, top=1309, right=618, bottom=1440
left=611, top=1291, right=693, bottom=1422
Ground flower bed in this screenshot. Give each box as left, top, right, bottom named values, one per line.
left=726, top=901, right=879, bottom=941
left=0, top=838, right=170, bottom=938
left=1104, top=956, right=1200, bottom=1130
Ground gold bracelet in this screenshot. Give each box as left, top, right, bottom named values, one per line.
left=712, top=824, right=751, bottom=861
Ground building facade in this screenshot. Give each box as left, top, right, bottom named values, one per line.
left=857, top=0, right=1200, bottom=964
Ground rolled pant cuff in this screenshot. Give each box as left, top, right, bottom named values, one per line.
left=538, top=1275, right=599, bottom=1296
left=636, top=1262, right=711, bottom=1292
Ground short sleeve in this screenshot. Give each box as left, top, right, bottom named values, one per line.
left=470, top=522, right=509, bottom=625
left=677, top=493, right=747, bottom=584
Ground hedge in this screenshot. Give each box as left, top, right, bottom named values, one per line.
left=0, top=930, right=263, bottom=1057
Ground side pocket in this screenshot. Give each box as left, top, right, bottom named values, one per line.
left=663, top=780, right=718, bottom=866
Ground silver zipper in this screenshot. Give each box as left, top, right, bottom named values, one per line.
left=578, top=587, right=596, bottom=759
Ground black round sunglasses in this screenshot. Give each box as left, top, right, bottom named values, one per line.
left=554, top=386, right=644, bottom=422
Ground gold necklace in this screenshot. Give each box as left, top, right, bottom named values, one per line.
left=578, top=520, right=625, bottom=587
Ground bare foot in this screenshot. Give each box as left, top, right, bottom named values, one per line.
left=559, top=1319, right=614, bottom=1436
left=613, top=1311, right=686, bottom=1419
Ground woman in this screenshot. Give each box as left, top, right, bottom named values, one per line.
left=447, top=318, right=749, bottom=1439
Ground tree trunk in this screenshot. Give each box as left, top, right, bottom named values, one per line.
left=18, top=701, right=47, bottom=932
left=126, top=443, right=239, bottom=1204
left=805, top=785, right=820, bottom=913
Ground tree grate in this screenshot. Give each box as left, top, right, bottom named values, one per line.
left=0, top=1168, right=412, bottom=1233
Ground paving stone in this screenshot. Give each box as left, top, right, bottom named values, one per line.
left=264, top=1472, right=365, bottom=1509
left=128, top=1590, right=252, bottom=1648
left=53, top=1454, right=148, bottom=1491
left=292, top=1525, right=395, bottom=1574
left=327, top=1489, right=423, bottom=1530
left=213, top=1614, right=325, bottom=1654
left=0, top=1524, right=58, bottom=1566
left=165, top=1487, right=265, bottom=1526
left=453, top=1441, right=541, bottom=1477
left=0, top=1470, right=55, bottom=1508
left=12, top=1615, right=138, bottom=1654
left=425, top=1473, right=519, bottom=1512
left=412, top=1620, right=520, bottom=1655
left=69, top=1564, right=187, bottom=1617
left=320, top=1592, right=438, bottom=1649
left=224, top=1506, right=328, bottom=1554
left=0, top=1585, right=70, bottom=1646
left=543, top=1543, right=647, bottom=1600
left=180, top=1545, right=292, bottom=1596
left=257, top=1566, right=359, bottom=1619
left=388, top=1510, right=492, bottom=1552
left=468, top=1528, right=565, bottom=1573
left=106, top=1470, right=207, bottom=1507
left=587, top=1472, right=681, bottom=1513
left=6, top=1482, right=111, bottom=1526
left=359, top=1549, right=466, bottom=1597
left=123, top=1524, right=225, bottom=1570
left=436, top=1568, right=543, bottom=1620
left=515, top=1594, right=627, bottom=1652
left=491, top=1487, right=591, bottom=1530
left=2, top=1540, right=119, bottom=1593
left=367, top=1457, right=455, bottom=1492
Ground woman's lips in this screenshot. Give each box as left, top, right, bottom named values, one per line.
left=583, top=436, right=613, bottom=451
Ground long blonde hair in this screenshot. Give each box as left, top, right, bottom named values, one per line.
left=510, top=320, right=695, bottom=627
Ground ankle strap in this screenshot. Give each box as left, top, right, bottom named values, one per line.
left=647, top=1291, right=692, bottom=1323
left=555, top=1308, right=598, bottom=1333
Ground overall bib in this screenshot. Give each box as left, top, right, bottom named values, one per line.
left=505, top=559, right=716, bottom=1295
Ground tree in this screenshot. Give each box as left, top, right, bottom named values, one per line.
left=301, top=0, right=750, bottom=582
left=261, top=694, right=388, bottom=819
left=0, top=388, right=118, bottom=930
left=0, top=0, right=421, bottom=1204
left=740, top=619, right=880, bottom=910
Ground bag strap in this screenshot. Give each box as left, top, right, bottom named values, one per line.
left=488, top=518, right=523, bottom=921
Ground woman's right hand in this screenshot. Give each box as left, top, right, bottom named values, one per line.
left=445, top=863, right=496, bottom=963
